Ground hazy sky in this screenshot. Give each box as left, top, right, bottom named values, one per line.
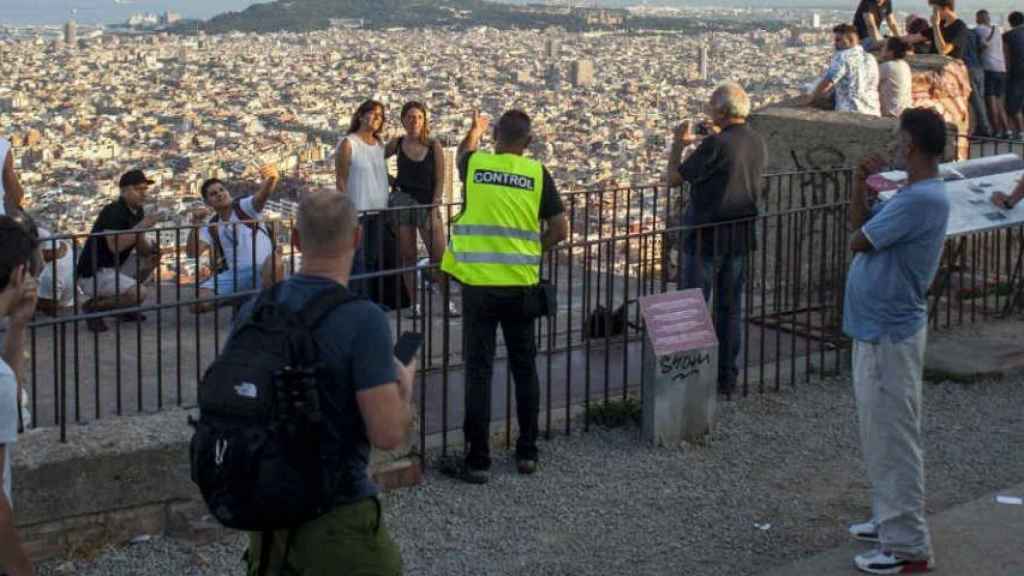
left=0, top=0, right=1018, bottom=26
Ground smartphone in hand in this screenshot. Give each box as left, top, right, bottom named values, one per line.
left=394, top=332, right=424, bottom=365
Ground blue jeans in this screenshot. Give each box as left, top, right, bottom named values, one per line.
left=969, top=66, right=992, bottom=135
left=680, top=251, right=746, bottom=392
left=200, top=266, right=260, bottom=296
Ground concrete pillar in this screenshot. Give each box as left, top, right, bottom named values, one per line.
left=639, top=289, right=719, bottom=446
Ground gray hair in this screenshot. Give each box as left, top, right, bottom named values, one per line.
left=297, top=188, right=358, bottom=256
left=710, top=82, right=751, bottom=120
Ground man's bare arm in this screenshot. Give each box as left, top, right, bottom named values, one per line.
left=356, top=360, right=416, bottom=451
left=0, top=447, right=33, bottom=576
left=542, top=214, right=569, bottom=251
left=2, top=151, right=25, bottom=213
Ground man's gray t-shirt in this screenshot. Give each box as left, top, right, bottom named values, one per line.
left=235, top=275, right=397, bottom=505
left=0, top=358, right=17, bottom=506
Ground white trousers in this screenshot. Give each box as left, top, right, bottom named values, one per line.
left=852, top=326, right=932, bottom=560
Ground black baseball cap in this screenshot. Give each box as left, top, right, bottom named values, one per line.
left=119, top=169, right=155, bottom=188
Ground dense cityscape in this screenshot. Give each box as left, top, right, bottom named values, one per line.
left=0, top=7, right=842, bottom=239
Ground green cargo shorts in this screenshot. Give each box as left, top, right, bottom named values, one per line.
left=245, top=497, right=402, bottom=576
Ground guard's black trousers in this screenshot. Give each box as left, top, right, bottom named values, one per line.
left=461, top=284, right=540, bottom=470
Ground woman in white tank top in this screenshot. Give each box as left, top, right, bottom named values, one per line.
left=334, top=100, right=391, bottom=300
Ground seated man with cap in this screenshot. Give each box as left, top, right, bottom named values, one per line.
left=76, top=169, right=161, bottom=332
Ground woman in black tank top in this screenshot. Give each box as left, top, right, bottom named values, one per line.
left=386, top=101, right=458, bottom=318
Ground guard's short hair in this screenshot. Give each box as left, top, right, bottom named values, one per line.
left=0, top=216, right=38, bottom=292
left=885, top=37, right=910, bottom=59
left=899, top=107, right=947, bottom=158
left=832, top=23, right=858, bottom=37
left=297, top=188, right=358, bottom=255
left=495, top=110, right=532, bottom=148
left=1010, top=11, right=1024, bottom=27
left=928, top=0, right=954, bottom=10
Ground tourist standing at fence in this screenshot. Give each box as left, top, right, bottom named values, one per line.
left=809, top=24, right=881, bottom=116
left=666, top=82, right=766, bottom=397
left=879, top=37, right=914, bottom=118
left=0, top=137, right=26, bottom=216
left=75, top=170, right=161, bottom=333
left=930, top=0, right=993, bottom=137
left=1002, top=12, right=1024, bottom=139
left=241, top=190, right=414, bottom=575
left=186, top=164, right=279, bottom=313
left=975, top=10, right=1012, bottom=138
left=0, top=217, right=38, bottom=576
left=385, top=101, right=459, bottom=319
left=855, top=0, right=901, bottom=50
left=336, top=100, right=391, bottom=299
left=844, top=107, right=949, bottom=575
left=440, top=109, right=568, bottom=484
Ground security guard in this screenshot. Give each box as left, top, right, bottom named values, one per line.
left=441, top=109, right=568, bottom=484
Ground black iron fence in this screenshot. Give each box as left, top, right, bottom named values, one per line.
left=16, top=163, right=1024, bottom=447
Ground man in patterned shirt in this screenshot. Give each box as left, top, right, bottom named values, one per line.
left=810, top=23, right=882, bottom=116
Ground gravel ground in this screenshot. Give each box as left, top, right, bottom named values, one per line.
left=38, top=374, right=1024, bottom=576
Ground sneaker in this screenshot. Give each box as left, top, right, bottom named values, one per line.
left=438, top=456, right=489, bottom=485
left=854, top=549, right=933, bottom=574
left=86, top=317, right=108, bottom=333
left=849, top=520, right=880, bottom=543
left=516, top=458, right=538, bottom=475
left=404, top=304, right=422, bottom=319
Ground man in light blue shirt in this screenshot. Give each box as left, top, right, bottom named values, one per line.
left=843, top=107, right=950, bottom=575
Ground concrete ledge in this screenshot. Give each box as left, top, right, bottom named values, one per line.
left=12, top=408, right=421, bottom=561
left=924, top=318, right=1024, bottom=382
left=757, top=482, right=1024, bottom=576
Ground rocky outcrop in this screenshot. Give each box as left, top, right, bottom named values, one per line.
left=749, top=53, right=969, bottom=174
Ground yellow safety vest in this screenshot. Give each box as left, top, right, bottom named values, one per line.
left=441, top=152, right=544, bottom=286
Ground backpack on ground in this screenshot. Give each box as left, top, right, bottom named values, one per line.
left=189, top=283, right=358, bottom=531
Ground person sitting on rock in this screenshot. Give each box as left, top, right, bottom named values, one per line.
left=809, top=23, right=882, bottom=116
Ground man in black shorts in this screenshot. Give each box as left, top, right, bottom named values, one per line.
left=1004, top=11, right=1024, bottom=138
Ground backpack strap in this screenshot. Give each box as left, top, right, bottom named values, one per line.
left=206, top=212, right=228, bottom=272
left=298, top=284, right=361, bottom=330
left=232, top=197, right=272, bottom=241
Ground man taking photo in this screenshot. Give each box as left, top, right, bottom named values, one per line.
left=666, top=81, right=766, bottom=397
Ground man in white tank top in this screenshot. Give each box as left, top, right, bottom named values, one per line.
left=0, top=138, right=26, bottom=216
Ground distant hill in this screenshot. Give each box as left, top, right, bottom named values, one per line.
left=178, top=0, right=561, bottom=34
left=173, top=0, right=788, bottom=36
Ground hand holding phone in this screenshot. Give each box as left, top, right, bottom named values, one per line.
left=394, top=332, right=424, bottom=365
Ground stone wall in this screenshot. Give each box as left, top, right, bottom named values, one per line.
left=749, top=53, right=969, bottom=174
left=12, top=408, right=421, bottom=562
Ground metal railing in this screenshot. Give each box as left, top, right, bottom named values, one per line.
left=17, top=162, right=1024, bottom=446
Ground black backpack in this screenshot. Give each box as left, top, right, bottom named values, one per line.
left=189, top=283, right=359, bottom=531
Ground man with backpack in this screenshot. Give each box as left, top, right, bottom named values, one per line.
left=191, top=189, right=415, bottom=575
left=186, top=164, right=279, bottom=313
